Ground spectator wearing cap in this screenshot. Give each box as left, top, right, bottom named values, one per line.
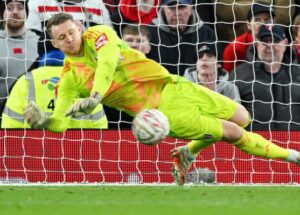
left=215, top=0, right=292, bottom=43
left=147, top=0, right=215, bottom=76
left=1, top=50, right=108, bottom=129
left=230, top=23, right=300, bottom=130
left=0, top=0, right=38, bottom=124
left=223, top=2, right=275, bottom=73
left=184, top=43, right=240, bottom=102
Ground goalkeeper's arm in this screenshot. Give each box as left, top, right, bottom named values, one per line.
left=24, top=98, right=71, bottom=132
left=47, top=70, right=77, bottom=132
left=87, top=25, right=121, bottom=98
left=25, top=65, right=76, bottom=132
left=66, top=26, right=121, bottom=118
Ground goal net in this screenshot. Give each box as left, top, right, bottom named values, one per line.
left=1, top=130, right=299, bottom=184
left=1, top=0, right=300, bottom=184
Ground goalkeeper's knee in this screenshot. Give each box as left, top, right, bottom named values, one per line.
left=221, top=120, right=244, bottom=143
left=229, top=105, right=251, bottom=128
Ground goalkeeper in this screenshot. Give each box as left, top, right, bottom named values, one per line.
left=25, top=13, right=300, bottom=185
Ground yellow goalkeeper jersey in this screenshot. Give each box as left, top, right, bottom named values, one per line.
left=49, top=25, right=175, bottom=132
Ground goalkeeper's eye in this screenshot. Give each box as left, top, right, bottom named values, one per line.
left=58, top=35, right=65, bottom=41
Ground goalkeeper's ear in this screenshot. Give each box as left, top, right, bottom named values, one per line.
left=50, top=39, right=57, bottom=49
left=75, top=20, right=84, bottom=33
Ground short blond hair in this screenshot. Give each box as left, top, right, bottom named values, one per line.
left=122, top=25, right=151, bottom=40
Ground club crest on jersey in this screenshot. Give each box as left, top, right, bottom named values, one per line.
left=95, top=33, right=109, bottom=50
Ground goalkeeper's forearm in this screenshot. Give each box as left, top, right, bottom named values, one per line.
left=25, top=101, right=70, bottom=133
left=47, top=116, right=70, bottom=133
left=65, top=93, right=102, bottom=118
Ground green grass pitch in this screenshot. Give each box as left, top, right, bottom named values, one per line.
left=0, top=185, right=300, bottom=215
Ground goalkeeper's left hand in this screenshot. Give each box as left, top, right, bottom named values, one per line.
left=65, top=93, right=101, bottom=117
left=24, top=101, right=50, bottom=129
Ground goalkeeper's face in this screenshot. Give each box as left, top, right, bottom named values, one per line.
left=50, top=20, right=83, bottom=56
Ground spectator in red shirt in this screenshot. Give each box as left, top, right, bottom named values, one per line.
left=119, top=0, right=160, bottom=24
left=223, top=2, right=275, bottom=72
left=111, top=0, right=160, bottom=35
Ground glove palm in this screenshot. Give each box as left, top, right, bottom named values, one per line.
left=24, top=101, right=50, bottom=129
left=65, top=97, right=100, bottom=117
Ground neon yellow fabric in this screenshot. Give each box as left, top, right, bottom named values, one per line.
left=158, top=77, right=238, bottom=140
left=49, top=25, right=175, bottom=132
left=187, top=140, right=215, bottom=156
left=1, top=66, right=107, bottom=129
left=234, top=130, right=289, bottom=159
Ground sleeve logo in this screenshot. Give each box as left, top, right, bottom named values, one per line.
left=95, top=33, right=109, bottom=51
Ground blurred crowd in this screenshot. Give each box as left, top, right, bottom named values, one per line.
left=1, top=0, right=300, bottom=130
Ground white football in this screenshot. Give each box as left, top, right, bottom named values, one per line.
left=132, top=109, right=170, bottom=145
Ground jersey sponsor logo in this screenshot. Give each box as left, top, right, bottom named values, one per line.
left=95, top=33, right=109, bottom=51
left=13, top=48, right=23, bottom=54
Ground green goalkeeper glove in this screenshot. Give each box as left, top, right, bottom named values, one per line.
left=65, top=93, right=101, bottom=117
left=24, top=101, right=50, bottom=129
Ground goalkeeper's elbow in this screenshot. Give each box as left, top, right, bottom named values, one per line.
left=50, top=126, right=68, bottom=133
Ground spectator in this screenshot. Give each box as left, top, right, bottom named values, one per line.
left=1, top=50, right=108, bottom=128
left=148, top=0, right=215, bottom=76
left=184, top=43, right=240, bottom=102
left=111, top=0, right=160, bottom=35
left=215, top=0, right=294, bottom=42
left=25, top=0, right=112, bottom=56
left=292, top=14, right=300, bottom=63
left=231, top=23, right=300, bottom=130
left=122, top=25, right=151, bottom=54
left=0, top=0, right=38, bottom=125
left=223, top=2, right=275, bottom=72
left=102, top=0, right=118, bottom=15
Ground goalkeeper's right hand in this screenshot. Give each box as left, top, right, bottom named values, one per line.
left=24, top=101, right=50, bottom=129
left=65, top=95, right=101, bottom=118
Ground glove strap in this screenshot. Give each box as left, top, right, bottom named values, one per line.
left=90, top=92, right=102, bottom=102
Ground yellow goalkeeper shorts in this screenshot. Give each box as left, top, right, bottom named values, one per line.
left=158, top=77, right=238, bottom=141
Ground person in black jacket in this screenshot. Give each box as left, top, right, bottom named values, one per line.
left=147, top=0, right=216, bottom=76
left=230, top=23, right=300, bottom=131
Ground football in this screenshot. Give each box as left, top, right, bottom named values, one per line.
left=132, top=109, right=170, bottom=145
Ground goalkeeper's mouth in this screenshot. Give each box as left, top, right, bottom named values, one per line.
left=67, top=45, right=81, bottom=53
left=67, top=45, right=76, bottom=50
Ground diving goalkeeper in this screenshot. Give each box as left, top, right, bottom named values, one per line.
left=24, top=13, right=300, bottom=185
